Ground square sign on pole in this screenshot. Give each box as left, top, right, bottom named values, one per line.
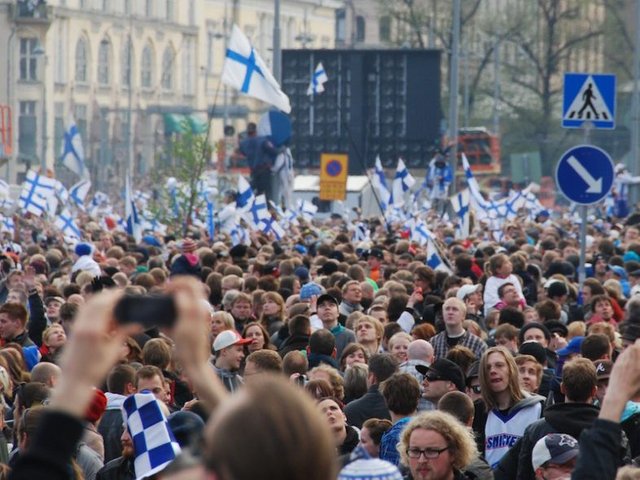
left=562, top=73, right=616, bottom=129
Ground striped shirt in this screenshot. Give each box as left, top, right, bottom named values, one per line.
left=430, top=330, right=487, bottom=360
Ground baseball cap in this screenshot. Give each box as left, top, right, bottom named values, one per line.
left=44, top=296, right=65, bottom=306
left=415, top=359, right=465, bottom=392
left=531, top=433, right=579, bottom=470
left=300, top=282, right=324, bottom=300
left=365, top=248, right=384, bottom=260
left=556, top=336, right=584, bottom=358
left=213, top=330, right=252, bottom=352
left=518, top=341, right=547, bottom=366
left=622, top=323, right=640, bottom=343
left=594, top=360, right=612, bottom=380
left=317, top=293, right=339, bottom=307
left=456, top=284, right=481, bottom=301
left=609, top=265, right=627, bottom=280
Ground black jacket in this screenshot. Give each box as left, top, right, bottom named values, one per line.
left=96, top=455, right=135, bottom=480
left=344, top=384, right=390, bottom=429
left=278, top=333, right=310, bottom=358
left=572, top=418, right=626, bottom=480
left=307, top=353, right=340, bottom=370
left=338, top=425, right=360, bottom=457
left=513, top=402, right=599, bottom=480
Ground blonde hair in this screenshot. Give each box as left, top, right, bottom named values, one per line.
left=399, top=411, right=478, bottom=470
left=42, top=323, right=65, bottom=347
left=308, top=364, right=345, bottom=401
left=211, top=312, right=235, bottom=331
left=388, top=332, right=413, bottom=351
left=354, top=315, right=384, bottom=342
left=567, top=321, right=586, bottom=340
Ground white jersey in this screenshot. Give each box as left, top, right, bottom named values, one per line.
left=484, top=400, right=543, bottom=468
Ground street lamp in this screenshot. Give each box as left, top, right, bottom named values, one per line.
left=32, top=39, right=47, bottom=174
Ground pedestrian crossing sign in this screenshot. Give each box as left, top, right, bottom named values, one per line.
left=562, top=73, right=616, bottom=129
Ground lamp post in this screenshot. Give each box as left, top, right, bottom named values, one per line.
left=32, top=40, right=47, bottom=174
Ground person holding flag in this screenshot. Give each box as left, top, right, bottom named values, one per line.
left=426, top=150, right=453, bottom=215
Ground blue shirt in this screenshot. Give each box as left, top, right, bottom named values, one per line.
left=379, top=417, right=412, bottom=466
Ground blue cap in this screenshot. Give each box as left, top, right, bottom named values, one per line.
left=556, top=336, right=584, bottom=358
left=609, top=265, right=627, bottom=280
left=142, top=235, right=161, bottom=247
left=294, top=266, right=310, bottom=282
left=624, top=251, right=640, bottom=263
left=300, top=282, right=324, bottom=300
left=294, top=244, right=307, bottom=255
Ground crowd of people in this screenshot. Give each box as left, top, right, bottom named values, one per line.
left=0, top=199, right=639, bottom=480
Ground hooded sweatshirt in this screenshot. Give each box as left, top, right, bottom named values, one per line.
left=514, top=402, right=599, bottom=480
left=484, top=393, right=545, bottom=468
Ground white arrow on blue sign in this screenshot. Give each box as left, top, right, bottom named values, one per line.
left=555, top=145, right=614, bottom=205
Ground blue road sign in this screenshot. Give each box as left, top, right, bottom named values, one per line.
left=562, top=73, right=616, bottom=129
left=556, top=145, right=614, bottom=205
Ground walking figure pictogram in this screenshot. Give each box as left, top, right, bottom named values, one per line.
left=575, top=83, right=599, bottom=119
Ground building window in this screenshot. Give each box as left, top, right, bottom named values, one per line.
left=75, top=37, right=89, bottom=83
left=379, top=16, right=391, bottom=42
left=145, top=0, right=153, bottom=17
left=122, top=39, right=133, bottom=87
left=356, top=16, right=366, bottom=42
left=141, top=44, right=153, bottom=88
left=166, top=0, right=174, bottom=20
left=97, top=38, right=111, bottom=85
left=183, top=39, right=194, bottom=95
left=335, top=9, right=346, bottom=44
left=161, top=47, right=174, bottom=90
left=19, top=38, right=39, bottom=81
left=19, top=101, right=37, bottom=162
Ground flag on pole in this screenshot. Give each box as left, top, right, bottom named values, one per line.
left=69, top=179, right=91, bottom=209
left=372, top=156, right=391, bottom=212
left=222, top=25, right=291, bottom=113
left=450, top=189, right=471, bottom=238
left=18, top=170, right=56, bottom=216
left=60, top=116, right=89, bottom=179
left=236, top=175, right=255, bottom=212
left=125, top=175, right=142, bottom=243
left=392, top=158, right=416, bottom=207
left=307, top=62, right=328, bottom=95
left=426, top=239, right=452, bottom=273
left=55, top=209, right=82, bottom=239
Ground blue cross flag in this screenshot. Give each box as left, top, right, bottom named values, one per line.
left=222, top=25, right=291, bottom=113
left=18, top=169, right=56, bottom=217
left=60, top=116, right=89, bottom=179
left=125, top=175, right=142, bottom=243
left=307, top=62, right=328, bottom=96
left=392, top=158, right=416, bottom=208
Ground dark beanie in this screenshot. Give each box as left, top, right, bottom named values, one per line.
left=518, top=322, right=551, bottom=346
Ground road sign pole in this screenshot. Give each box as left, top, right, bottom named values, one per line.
left=578, top=124, right=591, bottom=292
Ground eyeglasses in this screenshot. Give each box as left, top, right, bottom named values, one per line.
left=407, top=447, right=449, bottom=459
left=470, top=385, right=481, bottom=394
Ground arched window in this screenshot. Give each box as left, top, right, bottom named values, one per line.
left=141, top=43, right=153, bottom=88
left=356, top=16, right=366, bottom=42
left=121, top=39, right=134, bottom=87
left=75, top=37, right=89, bottom=83
left=97, top=38, right=111, bottom=85
left=161, top=47, right=174, bottom=90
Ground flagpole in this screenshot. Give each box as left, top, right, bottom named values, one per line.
left=310, top=53, right=314, bottom=136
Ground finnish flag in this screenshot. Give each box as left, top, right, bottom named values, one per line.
left=55, top=209, right=82, bottom=240
left=236, top=175, right=255, bottom=212
left=60, top=116, right=89, bottom=179
left=69, top=179, right=91, bottom=209
left=18, top=170, right=56, bottom=217
left=245, top=194, right=270, bottom=228
left=372, top=156, right=391, bottom=211
left=450, top=189, right=471, bottom=238
left=307, top=62, right=328, bottom=96
left=125, top=175, right=142, bottom=243
left=222, top=25, right=291, bottom=113
left=392, top=158, right=416, bottom=207
left=426, top=239, right=452, bottom=273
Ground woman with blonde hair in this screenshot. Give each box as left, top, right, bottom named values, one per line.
left=211, top=311, right=235, bottom=345
left=478, top=346, right=544, bottom=468
left=258, top=291, right=286, bottom=336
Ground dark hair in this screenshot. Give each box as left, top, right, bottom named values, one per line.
left=362, top=418, right=393, bottom=446
left=0, top=303, right=27, bottom=326
left=58, top=303, right=79, bottom=323
left=379, top=373, right=420, bottom=415
left=590, top=294, right=612, bottom=313
left=581, top=334, right=611, bottom=362
left=561, top=358, right=597, bottom=403
left=142, top=338, right=172, bottom=369
left=288, top=315, right=311, bottom=337
left=368, top=353, right=398, bottom=384
left=437, top=391, right=475, bottom=425
left=309, top=330, right=335, bottom=356
left=282, top=351, right=308, bottom=377
left=497, top=283, right=515, bottom=300
left=135, top=365, right=164, bottom=389
left=387, top=294, right=409, bottom=323
left=498, top=307, right=525, bottom=329
left=383, top=322, right=403, bottom=343
left=107, top=364, right=136, bottom=395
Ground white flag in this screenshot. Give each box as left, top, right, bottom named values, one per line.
left=222, top=25, right=291, bottom=113
left=60, top=116, right=89, bottom=179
